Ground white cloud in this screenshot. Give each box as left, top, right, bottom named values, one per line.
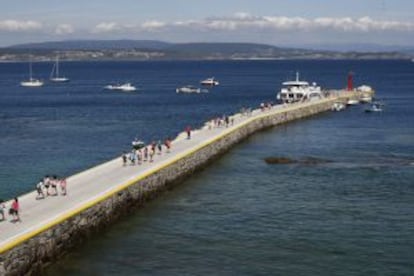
left=0, top=20, right=42, bottom=32
left=141, top=20, right=166, bottom=31
left=89, top=14, right=414, bottom=35
left=92, top=22, right=120, bottom=33
left=193, top=13, right=414, bottom=32
left=170, top=14, right=414, bottom=33
left=55, top=24, right=74, bottom=35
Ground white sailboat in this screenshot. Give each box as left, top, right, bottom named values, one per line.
left=21, top=59, right=44, bottom=87
left=50, top=56, right=69, bottom=82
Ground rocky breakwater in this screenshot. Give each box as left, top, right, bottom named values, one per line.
left=0, top=93, right=356, bottom=275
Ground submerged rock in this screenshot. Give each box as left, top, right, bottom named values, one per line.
left=264, top=156, right=332, bottom=165
left=264, top=157, right=297, bottom=164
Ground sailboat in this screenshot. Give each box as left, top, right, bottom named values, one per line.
left=50, top=56, right=69, bottom=82
left=20, top=59, right=44, bottom=87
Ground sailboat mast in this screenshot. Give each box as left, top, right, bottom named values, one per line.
left=56, top=56, right=59, bottom=77
left=29, top=60, right=33, bottom=80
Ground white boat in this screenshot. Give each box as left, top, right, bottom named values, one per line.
left=132, top=139, right=145, bottom=150
left=21, top=78, right=44, bottom=87
left=21, top=60, right=43, bottom=87
left=365, top=102, right=383, bottom=113
left=331, top=102, right=346, bottom=111
left=357, top=85, right=373, bottom=103
left=105, top=83, right=137, bottom=92
left=360, top=95, right=372, bottom=103
left=176, top=85, right=201, bottom=93
left=365, top=100, right=384, bottom=112
left=50, top=56, right=69, bottom=82
left=277, top=72, right=323, bottom=103
left=200, top=77, right=219, bottom=86
left=346, top=99, right=359, bottom=105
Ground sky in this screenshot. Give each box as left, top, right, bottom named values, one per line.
left=0, top=0, right=413, bottom=48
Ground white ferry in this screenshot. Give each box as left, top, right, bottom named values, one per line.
left=277, top=72, right=323, bottom=103
left=357, top=85, right=374, bottom=103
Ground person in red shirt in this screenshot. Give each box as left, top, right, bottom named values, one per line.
left=10, top=197, right=20, bottom=222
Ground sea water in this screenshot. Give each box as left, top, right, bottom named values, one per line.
left=0, top=60, right=413, bottom=275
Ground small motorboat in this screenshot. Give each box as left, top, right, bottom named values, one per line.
left=346, top=99, right=359, bottom=105
left=176, top=85, right=201, bottom=93
left=365, top=102, right=383, bottom=113
left=105, top=83, right=137, bottom=92
left=331, top=102, right=346, bottom=111
left=200, top=77, right=219, bottom=86
left=131, top=139, right=145, bottom=150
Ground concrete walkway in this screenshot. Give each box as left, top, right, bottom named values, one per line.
left=0, top=95, right=344, bottom=253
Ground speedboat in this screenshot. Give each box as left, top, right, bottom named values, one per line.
left=176, top=85, right=201, bottom=93
left=21, top=78, right=44, bottom=87
left=200, top=77, right=219, bottom=86
left=331, top=102, right=346, bottom=111
left=365, top=102, right=383, bottom=113
left=132, top=139, right=145, bottom=150
left=105, top=83, right=137, bottom=92
left=277, top=72, right=323, bottom=103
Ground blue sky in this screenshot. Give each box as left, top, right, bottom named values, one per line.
left=1, top=0, right=413, bottom=47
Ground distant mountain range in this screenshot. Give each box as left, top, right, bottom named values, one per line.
left=8, top=40, right=172, bottom=50
left=0, top=40, right=412, bottom=61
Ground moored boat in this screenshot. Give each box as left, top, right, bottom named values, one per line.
left=132, top=139, right=145, bottom=150
left=346, top=99, right=359, bottom=105
left=21, top=78, right=44, bottom=87
left=21, top=59, right=43, bottom=87
left=277, top=72, right=323, bottom=103
left=50, top=56, right=69, bottom=82
left=331, top=102, right=346, bottom=111
left=365, top=102, right=384, bottom=113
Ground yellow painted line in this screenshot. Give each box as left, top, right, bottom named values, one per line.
left=0, top=97, right=339, bottom=254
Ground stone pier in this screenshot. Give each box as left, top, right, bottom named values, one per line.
left=0, top=90, right=370, bottom=275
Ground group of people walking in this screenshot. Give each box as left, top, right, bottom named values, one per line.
left=0, top=198, right=20, bottom=222
left=36, top=175, right=67, bottom=199
left=0, top=176, right=67, bottom=224
left=207, top=115, right=234, bottom=130
left=123, top=138, right=172, bottom=166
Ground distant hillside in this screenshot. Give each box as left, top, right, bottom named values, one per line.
left=9, top=40, right=171, bottom=50
left=1, top=40, right=412, bottom=61
left=164, top=42, right=316, bottom=59
left=299, top=42, right=414, bottom=53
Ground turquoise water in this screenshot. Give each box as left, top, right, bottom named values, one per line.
left=0, top=60, right=413, bottom=275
